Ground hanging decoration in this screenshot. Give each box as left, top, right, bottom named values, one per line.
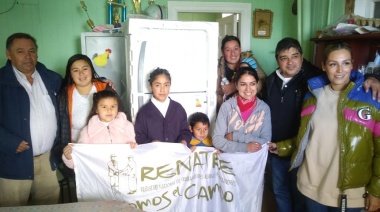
left=80, top=1, right=95, bottom=29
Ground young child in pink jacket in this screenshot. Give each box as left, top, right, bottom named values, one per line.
left=62, top=89, right=137, bottom=169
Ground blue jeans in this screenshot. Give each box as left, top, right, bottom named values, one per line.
left=270, top=154, right=305, bottom=212
left=305, top=195, right=363, bottom=212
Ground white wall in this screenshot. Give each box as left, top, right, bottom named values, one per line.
left=354, top=0, right=380, bottom=17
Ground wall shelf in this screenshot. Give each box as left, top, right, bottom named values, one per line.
left=311, top=33, right=380, bottom=69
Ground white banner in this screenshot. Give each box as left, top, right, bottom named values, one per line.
left=72, top=142, right=268, bottom=212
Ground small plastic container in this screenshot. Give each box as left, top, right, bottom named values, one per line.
left=221, top=77, right=229, bottom=85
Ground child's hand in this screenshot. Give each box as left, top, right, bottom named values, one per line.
left=63, top=145, right=73, bottom=160
left=180, top=140, right=187, bottom=146
left=214, top=148, right=222, bottom=155
left=129, top=143, right=138, bottom=149
left=103, top=79, right=116, bottom=90
left=189, top=145, right=197, bottom=152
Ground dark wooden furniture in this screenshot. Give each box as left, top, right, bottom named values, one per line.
left=311, top=33, right=380, bottom=69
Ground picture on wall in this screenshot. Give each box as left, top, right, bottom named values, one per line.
left=253, top=9, right=273, bottom=38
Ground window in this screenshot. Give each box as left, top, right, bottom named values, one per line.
left=375, top=1, right=380, bottom=18
left=355, top=0, right=380, bottom=18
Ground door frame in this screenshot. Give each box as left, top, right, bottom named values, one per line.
left=217, top=14, right=238, bottom=58
left=167, top=1, right=251, bottom=51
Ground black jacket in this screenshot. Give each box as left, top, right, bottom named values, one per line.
left=262, top=59, right=323, bottom=143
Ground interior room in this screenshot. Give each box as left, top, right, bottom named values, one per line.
left=1, top=0, right=380, bottom=211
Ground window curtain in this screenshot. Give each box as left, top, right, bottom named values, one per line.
left=297, top=0, right=345, bottom=61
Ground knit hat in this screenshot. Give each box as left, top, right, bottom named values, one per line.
left=240, top=58, right=257, bottom=70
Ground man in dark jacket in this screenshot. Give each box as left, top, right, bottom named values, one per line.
left=262, top=37, right=380, bottom=212
left=0, top=33, right=62, bottom=206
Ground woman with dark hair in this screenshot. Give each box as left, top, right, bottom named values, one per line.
left=213, top=66, right=271, bottom=153
left=53, top=54, right=120, bottom=171
left=217, top=35, right=267, bottom=113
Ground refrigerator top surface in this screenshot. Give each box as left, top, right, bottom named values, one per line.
left=124, top=18, right=218, bottom=32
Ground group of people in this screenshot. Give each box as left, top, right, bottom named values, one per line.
left=0, top=32, right=213, bottom=207
left=1, top=31, right=380, bottom=212
left=215, top=35, right=380, bottom=212
left=267, top=41, right=380, bottom=212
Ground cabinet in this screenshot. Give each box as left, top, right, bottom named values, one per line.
left=311, top=33, right=380, bottom=69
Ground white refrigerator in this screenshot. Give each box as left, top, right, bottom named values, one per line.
left=81, top=32, right=127, bottom=107
left=123, top=18, right=218, bottom=126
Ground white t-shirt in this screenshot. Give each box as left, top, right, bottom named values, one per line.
left=151, top=97, right=170, bottom=117
left=71, top=85, right=97, bottom=142
left=13, top=67, right=57, bottom=156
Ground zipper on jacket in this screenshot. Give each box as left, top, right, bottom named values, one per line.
left=337, top=98, right=346, bottom=194
left=338, top=93, right=349, bottom=211
left=107, top=126, right=113, bottom=144
left=340, top=191, right=346, bottom=211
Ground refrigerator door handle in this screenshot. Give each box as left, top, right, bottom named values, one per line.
left=138, top=41, right=147, bottom=93
left=138, top=96, right=144, bottom=110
